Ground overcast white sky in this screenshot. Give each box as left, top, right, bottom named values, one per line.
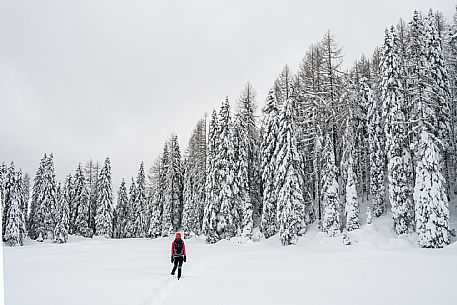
left=0, top=0, right=455, bottom=190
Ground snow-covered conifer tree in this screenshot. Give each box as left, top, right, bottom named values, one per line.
left=54, top=175, right=71, bottom=243
left=363, top=77, right=386, bottom=217
left=413, top=11, right=452, bottom=248
left=274, top=99, right=308, bottom=245
left=4, top=170, right=27, bottom=246
left=95, top=157, right=114, bottom=238
left=202, top=110, right=220, bottom=243
left=321, top=134, right=341, bottom=237
left=133, top=162, right=147, bottom=237
left=260, top=90, right=280, bottom=238
left=168, top=135, right=184, bottom=232
left=381, top=27, right=415, bottom=234
left=114, top=179, right=129, bottom=238
left=215, top=98, right=238, bottom=240
left=73, top=163, right=92, bottom=237
left=125, top=178, right=137, bottom=238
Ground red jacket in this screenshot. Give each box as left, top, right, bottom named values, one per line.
left=171, top=239, right=186, bottom=257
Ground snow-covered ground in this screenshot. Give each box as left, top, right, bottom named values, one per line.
left=4, top=198, right=457, bottom=305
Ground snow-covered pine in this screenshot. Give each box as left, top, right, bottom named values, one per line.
left=202, top=110, right=220, bottom=243
left=182, top=118, right=207, bottom=237
left=444, top=6, right=457, bottom=189
left=168, top=135, right=184, bottom=232
left=412, top=11, right=452, bottom=248
left=4, top=169, right=27, bottom=246
left=84, top=160, right=101, bottom=233
left=147, top=156, right=165, bottom=238
left=125, top=178, right=137, bottom=238
left=54, top=174, right=71, bottom=244
left=21, top=172, right=30, bottom=220
left=274, top=98, right=308, bottom=245
left=95, top=157, right=114, bottom=238
left=159, top=142, right=174, bottom=237
left=342, top=107, right=360, bottom=231
left=321, top=133, right=341, bottom=237
left=28, top=154, right=58, bottom=240
left=381, top=27, right=415, bottom=235
left=114, top=179, right=128, bottom=238
left=216, top=98, right=238, bottom=240
left=28, top=155, right=45, bottom=239
left=73, top=163, right=92, bottom=237
left=259, top=90, right=280, bottom=238
left=133, top=162, right=147, bottom=237
left=235, top=83, right=260, bottom=236
left=363, top=77, right=386, bottom=217
left=2, top=162, right=15, bottom=240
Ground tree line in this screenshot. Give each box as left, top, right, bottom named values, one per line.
left=1, top=8, right=456, bottom=248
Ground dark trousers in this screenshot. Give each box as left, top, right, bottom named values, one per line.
left=171, top=256, right=184, bottom=278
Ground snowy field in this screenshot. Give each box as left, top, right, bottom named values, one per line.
left=4, top=204, right=457, bottom=305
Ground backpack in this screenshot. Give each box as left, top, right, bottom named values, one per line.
left=174, top=239, right=184, bottom=255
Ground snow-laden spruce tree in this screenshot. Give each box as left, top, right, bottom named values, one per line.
left=4, top=170, right=27, bottom=246
left=114, top=179, right=129, bottom=238
left=168, top=135, right=184, bottom=232
left=21, top=173, right=30, bottom=218
left=2, top=163, right=16, bottom=240
left=345, top=153, right=359, bottom=231
left=413, top=11, right=452, bottom=248
left=362, top=77, right=386, bottom=217
left=29, top=154, right=58, bottom=240
left=260, top=90, right=280, bottom=238
left=274, top=98, right=307, bottom=245
left=160, top=142, right=174, bottom=236
left=54, top=174, right=71, bottom=243
left=381, top=27, right=415, bottom=235
left=147, top=156, right=165, bottom=238
left=216, top=98, right=238, bottom=240
left=202, top=110, right=220, bottom=243
left=321, top=133, right=341, bottom=237
left=236, top=82, right=262, bottom=227
left=133, top=162, right=147, bottom=237
left=233, top=117, right=253, bottom=238
left=125, top=178, right=137, bottom=238
left=343, top=110, right=359, bottom=231
left=95, top=157, right=114, bottom=238
left=73, top=163, right=92, bottom=237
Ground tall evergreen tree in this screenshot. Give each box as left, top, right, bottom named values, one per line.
left=381, top=27, right=415, bottom=234
left=321, top=134, right=341, bottom=237
left=115, top=179, right=129, bottom=238
left=215, top=98, right=238, bottom=240
left=133, top=162, right=147, bottom=237
left=4, top=170, right=27, bottom=246
left=54, top=174, right=71, bottom=244
left=413, top=10, right=452, bottom=248
left=202, top=110, right=220, bottom=243
left=274, top=99, right=308, bottom=245
left=72, top=163, right=91, bottom=237
left=95, top=157, right=114, bottom=238
left=260, top=90, right=280, bottom=238
left=363, top=77, right=386, bottom=217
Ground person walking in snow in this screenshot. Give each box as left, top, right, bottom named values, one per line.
left=171, top=232, right=187, bottom=280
